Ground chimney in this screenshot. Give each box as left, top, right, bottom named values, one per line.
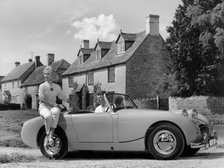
left=82, top=40, right=89, bottom=48
left=47, top=53, right=55, bottom=66
left=15, top=61, right=20, bottom=67
left=28, top=58, right=32, bottom=62
left=35, top=56, right=41, bottom=68
left=146, top=14, right=159, bottom=36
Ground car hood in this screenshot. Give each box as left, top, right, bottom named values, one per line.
left=172, top=109, right=210, bottom=125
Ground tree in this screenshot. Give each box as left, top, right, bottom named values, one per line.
left=166, top=0, right=224, bottom=97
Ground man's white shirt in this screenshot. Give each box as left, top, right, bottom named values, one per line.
left=94, top=105, right=109, bottom=113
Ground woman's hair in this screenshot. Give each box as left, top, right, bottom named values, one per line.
left=43, top=66, right=53, bottom=74
left=43, top=66, right=59, bottom=82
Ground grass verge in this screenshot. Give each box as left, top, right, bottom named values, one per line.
left=0, top=110, right=39, bottom=148
left=0, top=152, right=37, bottom=164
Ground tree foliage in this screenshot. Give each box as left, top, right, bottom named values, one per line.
left=166, top=0, right=224, bottom=97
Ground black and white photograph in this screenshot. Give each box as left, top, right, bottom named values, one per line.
left=0, top=0, right=224, bottom=167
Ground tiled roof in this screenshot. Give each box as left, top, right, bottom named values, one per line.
left=1, top=62, right=35, bottom=82
left=116, top=32, right=137, bottom=43
left=77, top=48, right=94, bottom=56
left=21, top=59, right=70, bottom=87
left=63, top=31, right=146, bottom=76
left=94, top=41, right=112, bottom=50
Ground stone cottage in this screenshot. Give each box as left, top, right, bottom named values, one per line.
left=62, top=14, right=171, bottom=109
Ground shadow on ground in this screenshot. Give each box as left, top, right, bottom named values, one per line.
left=65, top=151, right=153, bottom=160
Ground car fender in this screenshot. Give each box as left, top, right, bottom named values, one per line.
left=21, top=116, right=44, bottom=148
left=117, top=109, right=199, bottom=145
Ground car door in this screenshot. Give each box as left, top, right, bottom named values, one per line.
left=71, top=112, right=113, bottom=143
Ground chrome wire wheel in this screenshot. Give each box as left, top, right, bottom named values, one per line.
left=153, top=130, right=177, bottom=155
left=44, top=134, right=62, bottom=156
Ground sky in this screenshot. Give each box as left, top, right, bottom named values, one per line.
left=0, top=0, right=182, bottom=76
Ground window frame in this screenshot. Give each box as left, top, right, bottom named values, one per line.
left=68, top=75, right=74, bottom=88
left=87, top=71, right=94, bottom=85
left=108, top=66, right=115, bottom=83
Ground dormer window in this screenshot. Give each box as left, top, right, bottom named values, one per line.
left=116, top=32, right=136, bottom=55
left=94, top=40, right=111, bottom=60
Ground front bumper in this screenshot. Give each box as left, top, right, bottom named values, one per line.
left=190, top=132, right=218, bottom=149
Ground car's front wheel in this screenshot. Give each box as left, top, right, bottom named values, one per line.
left=39, top=129, right=68, bottom=159
left=147, top=123, right=185, bottom=160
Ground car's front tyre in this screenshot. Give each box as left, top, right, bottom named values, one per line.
left=39, top=129, right=68, bottom=159
left=147, top=123, right=185, bottom=160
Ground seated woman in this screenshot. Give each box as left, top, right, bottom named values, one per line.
left=38, top=66, right=71, bottom=146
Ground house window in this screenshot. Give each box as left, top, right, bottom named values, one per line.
left=108, top=66, right=115, bottom=83
left=68, top=76, right=74, bottom=88
left=96, top=50, right=101, bottom=60
left=117, top=42, right=125, bottom=54
left=12, top=81, right=14, bottom=89
left=17, top=80, right=20, bottom=88
left=88, top=71, right=94, bottom=85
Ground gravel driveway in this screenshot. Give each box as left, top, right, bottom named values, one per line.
left=1, top=146, right=224, bottom=168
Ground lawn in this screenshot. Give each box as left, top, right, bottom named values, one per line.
left=0, top=110, right=39, bottom=148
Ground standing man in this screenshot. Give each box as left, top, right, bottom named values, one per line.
left=38, top=66, right=71, bottom=145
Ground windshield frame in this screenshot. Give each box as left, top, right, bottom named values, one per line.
left=105, top=93, right=138, bottom=112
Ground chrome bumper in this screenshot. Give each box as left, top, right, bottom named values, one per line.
left=190, top=132, right=218, bottom=149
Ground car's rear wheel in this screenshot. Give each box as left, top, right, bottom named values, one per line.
left=147, top=123, right=185, bottom=160
left=39, top=129, right=68, bottom=159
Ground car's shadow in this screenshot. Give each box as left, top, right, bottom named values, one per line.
left=65, top=151, right=153, bottom=160
left=60, top=145, right=224, bottom=160
left=63, top=150, right=224, bottom=160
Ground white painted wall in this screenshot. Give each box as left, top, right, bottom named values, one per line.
left=94, top=64, right=126, bottom=93
left=1, top=80, right=23, bottom=106
left=26, top=86, right=39, bottom=109
left=62, top=64, right=126, bottom=108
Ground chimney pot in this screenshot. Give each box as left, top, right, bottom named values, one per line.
left=82, top=40, right=89, bottom=48
left=15, top=61, right=20, bottom=67
left=146, top=14, right=159, bottom=36
left=47, top=53, right=55, bottom=66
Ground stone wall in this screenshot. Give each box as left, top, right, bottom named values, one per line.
left=169, top=96, right=224, bottom=125
left=126, top=35, right=170, bottom=99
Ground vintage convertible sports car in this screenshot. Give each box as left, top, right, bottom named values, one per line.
left=21, top=93, right=217, bottom=160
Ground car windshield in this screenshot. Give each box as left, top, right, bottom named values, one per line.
left=106, top=93, right=137, bottom=112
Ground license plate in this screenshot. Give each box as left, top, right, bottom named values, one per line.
left=209, top=139, right=217, bottom=147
